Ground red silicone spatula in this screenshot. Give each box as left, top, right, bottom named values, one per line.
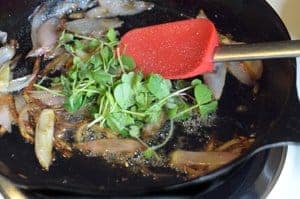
left=120, top=18, right=300, bottom=79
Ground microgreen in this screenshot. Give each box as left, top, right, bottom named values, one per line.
left=146, top=74, right=172, bottom=99
left=193, top=79, right=218, bottom=116
left=39, top=29, right=218, bottom=158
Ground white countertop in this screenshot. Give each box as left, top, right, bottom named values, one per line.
left=266, top=0, right=300, bottom=199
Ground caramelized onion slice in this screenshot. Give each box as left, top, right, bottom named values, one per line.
left=170, top=150, right=238, bottom=168
left=76, top=139, right=144, bottom=156
left=0, top=103, right=12, bottom=134
left=29, top=0, right=96, bottom=57
left=14, top=94, right=27, bottom=114
left=18, top=106, right=34, bottom=143
left=65, top=18, right=123, bottom=37
left=0, top=94, right=16, bottom=134
left=203, top=63, right=227, bottom=100
left=29, top=91, right=65, bottom=107
left=35, top=109, right=55, bottom=170
left=97, top=0, right=154, bottom=17
left=242, top=61, right=263, bottom=81
left=0, top=62, right=10, bottom=91
left=6, top=75, right=36, bottom=93
left=27, top=18, right=60, bottom=58
left=227, top=61, right=263, bottom=86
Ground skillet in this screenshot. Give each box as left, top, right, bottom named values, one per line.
left=0, top=0, right=299, bottom=196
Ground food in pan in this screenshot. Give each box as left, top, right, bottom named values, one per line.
left=0, top=0, right=261, bottom=178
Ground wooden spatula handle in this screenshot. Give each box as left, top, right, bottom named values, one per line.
left=214, top=40, right=300, bottom=62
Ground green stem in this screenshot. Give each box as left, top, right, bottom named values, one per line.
left=151, top=120, right=174, bottom=150
left=88, top=116, right=104, bottom=128
left=135, top=137, right=160, bottom=160
left=79, top=89, right=100, bottom=94
left=158, top=86, right=193, bottom=106
left=100, top=118, right=106, bottom=127
left=102, top=98, right=110, bottom=117
left=37, top=76, right=48, bottom=85
left=174, top=104, right=199, bottom=119
left=33, top=84, right=64, bottom=97
left=98, top=96, right=105, bottom=115
left=121, top=110, right=146, bottom=117
left=116, top=47, right=125, bottom=73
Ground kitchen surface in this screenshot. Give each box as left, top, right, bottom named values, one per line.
left=0, top=0, right=299, bottom=199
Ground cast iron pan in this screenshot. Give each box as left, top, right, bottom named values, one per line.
left=0, top=0, right=299, bottom=196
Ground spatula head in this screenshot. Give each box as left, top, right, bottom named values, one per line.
left=120, top=18, right=219, bottom=79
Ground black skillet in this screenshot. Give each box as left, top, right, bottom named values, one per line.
left=0, top=0, right=299, bottom=196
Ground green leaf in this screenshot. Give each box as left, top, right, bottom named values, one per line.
left=74, top=39, right=84, bottom=50
left=65, top=93, right=85, bottom=112
left=145, top=104, right=162, bottom=123
left=88, top=38, right=100, bottom=49
left=92, top=70, right=113, bottom=85
left=106, top=112, right=134, bottom=133
left=121, top=55, right=136, bottom=71
left=121, top=72, right=135, bottom=84
left=73, top=56, right=85, bottom=68
left=60, top=76, right=71, bottom=95
left=200, top=101, right=218, bottom=116
left=119, top=129, right=130, bottom=137
left=106, top=28, right=118, bottom=43
left=176, top=101, right=191, bottom=120
left=90, top=54, right=103, bottom=67
left=143, top=148, right=154, bottom=159
left=194, top=84, right=214, bottom=105
left=129, top=126, right=140, bottom=138
left=135, top=92, right=149, bottom=110
left=64, top=44, right=75, bottom=54
left=121, top=72, right=143, bottom=90
left=100, top=46, right=112, bottom=63
left=146, top=74, right=172, bottom=99
left=68, top=69, right=78, bottom=81
left=166, top=105, right=178, bottom=119
left=191, top=79, right=202, bottom=86
left=114, top=83, right=135, bottom=109
left=85, top=86, right=99, bottom=97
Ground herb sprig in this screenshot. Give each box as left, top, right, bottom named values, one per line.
left=37, top=29, right=218, bottom=157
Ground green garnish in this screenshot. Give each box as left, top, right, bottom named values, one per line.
left=38, top=29, right=218, bottom=158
